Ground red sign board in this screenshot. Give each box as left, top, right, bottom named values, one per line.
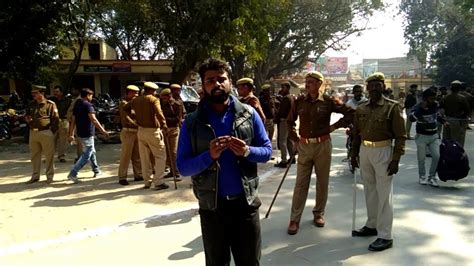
left=112, top=63, right=132, bottom=72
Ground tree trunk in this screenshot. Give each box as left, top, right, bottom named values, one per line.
left=65, top=40, right=85, bottom=93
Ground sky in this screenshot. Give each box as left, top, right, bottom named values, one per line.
left=326, top=0, right=410, bottom=65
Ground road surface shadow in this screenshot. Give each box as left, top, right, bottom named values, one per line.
left=120, top=208, right=198, bottom=228
left=168, top=235, right=204, bottom=261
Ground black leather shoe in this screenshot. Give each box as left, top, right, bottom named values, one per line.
left=59, top=158, right=66, bottom=163
left=119, top=179, right=129, bottom=186
left=368, top=238, right=393, bottom=251
left=134, top=176, right=144, bottom=182
left=352, top=226, right=378, bottom=237
left=274, top=162, right=288, bottom=168
left=153, top=183, right=170, bottom=191
left=164, top=172, right=174, bottom=179
left=25, top=178, right=39, bottom=184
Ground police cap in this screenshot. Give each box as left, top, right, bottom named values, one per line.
left=126, top=85, right=140, bottom=92
left=160, top=88, right=171, bottom=96
left=261, top=84, right=271, bottom=90
left=366, top=72, right=385, bottom=83
left=31, top=85, right=47, bottom=93
left=305, top=71, right=324, bottom=81
left=236, top=78, right=254, bottom=86
left=144, top=82, right=159, bottom=90
left=170, top=84, right=181, bottom=90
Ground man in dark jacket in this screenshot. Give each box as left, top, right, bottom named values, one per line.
left=274, top=81, right=294, bottom=167
left=176, top=58, right=271, bottom=266
left=409, top=87, right=447, bottom=187
left=404, top=84, right=418, bottom=139
left=259, top=83, right=276, bottom=141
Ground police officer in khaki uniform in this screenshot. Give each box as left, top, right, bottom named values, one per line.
left=124, top=82, right=169, bottom=190
left=25, top=85, right=59, bottom=184
left=440, top=80, right=471, bottom=147
left=118, top=85, right=143, bottom=186
left=159, top=88, right=184, bottom=180
left=51, top=85, right=71, bottom=163
left=286, top=71, right=354, bottom=234
left=351, top=72, right=406, bottom=252
left=236, top=78, right=266, bottom=123
left=170, top=84, right=184, bottom=105
left=259, top=84, right=276, bottom=141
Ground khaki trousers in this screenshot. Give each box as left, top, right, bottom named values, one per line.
left=55, top=119, right=69, bottom=160
left=443, top=117, right=467, bottom=147
left=164, top=127, right=180, bottom=175
left=290, top=140, right=332, bottom=222
left=137, top=127, right=166, bottom=186
left=264, top=120, right=275, bottom=143
left=277, top=119, right=293, bottom=163
left=118, top=129, right=142, bottom=180
left=359, top=145, right=394, bottom=240
left=29, top=129, right=55, bottom=180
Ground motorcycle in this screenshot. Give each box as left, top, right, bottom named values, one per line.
left=0, top=112, right=12, bottom=140
left=0, top=109, right=29, bottom=142
left=92, top=94, right=121, bottom=144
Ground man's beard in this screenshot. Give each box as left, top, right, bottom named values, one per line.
left=207, top=87, right=230, bottom=104
left=369, top=90, right=382, bottom=101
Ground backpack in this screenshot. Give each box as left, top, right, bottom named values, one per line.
left=437, top=139, right=470, bottom=181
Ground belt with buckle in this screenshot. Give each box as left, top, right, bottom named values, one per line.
left=301, top=135, right=331, bottom=144
left=122, top=127, right=138, bottom=132
left=220, top=193, right=245, bottom=201
left=32, top=128, right=49, bottom=132
left=362, top=139, right=391, bottom=148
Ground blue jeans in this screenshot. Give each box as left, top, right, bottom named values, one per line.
left=69, top=137, right=99, bottom=177
left=415, top=134, right=440, bottom=177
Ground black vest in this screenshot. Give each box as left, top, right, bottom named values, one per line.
left=184, top=96, right=260, bottom=211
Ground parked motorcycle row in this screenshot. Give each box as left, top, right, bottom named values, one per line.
left=90, top=93, right=121, bottom=144
left=0, top=105, right=29, bottom=143
left=0, top=84, right=200, bottom=144
left=0, top=94, right=122, bottom=144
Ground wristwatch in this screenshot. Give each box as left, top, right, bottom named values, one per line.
left=243, top=145, right=250, bottom=157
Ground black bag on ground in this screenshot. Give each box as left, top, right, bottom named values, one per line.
left=437, top=139, right=470, bottom=181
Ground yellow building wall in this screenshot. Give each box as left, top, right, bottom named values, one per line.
left=61, top=41, right=118, bottom=60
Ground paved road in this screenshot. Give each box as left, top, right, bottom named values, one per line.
left=0, top=124, right=473, bottom=265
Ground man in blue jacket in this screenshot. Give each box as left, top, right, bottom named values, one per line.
left=409, top=87, right=447, bottom=187
left=177, top=58, right=272, bottom=266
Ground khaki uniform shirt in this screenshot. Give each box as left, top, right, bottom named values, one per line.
left=161, top=98, right=184, bottom=128
left=352, top=97, right=406, bottom=161
left=27, top=99, right=59, bottom=133
left=173, top=95, right=187, bottom=117
left=67, top=96, right=81, bottom=122
left=440, top=93, right=471, bottom=118
left=119, top=98, right=138, bottom=129
left=124, top=94, right=167, bottom=129
left=288, top=94, right=354, bottom=141
left=241, top=94, right=266, bottom=123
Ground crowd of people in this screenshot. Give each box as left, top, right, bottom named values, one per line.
left=16, top=57, right=472, bottom=265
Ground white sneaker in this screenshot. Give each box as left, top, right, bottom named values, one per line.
left=67, top=175, right=80, bottom=184
left=428, top=176, right=439, bottom=187
left=419, top=176, right=429, bottom=185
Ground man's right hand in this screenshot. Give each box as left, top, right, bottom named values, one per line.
left=209, top=136, right=231, bottom=160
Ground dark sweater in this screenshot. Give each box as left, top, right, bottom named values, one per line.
left=409, top=102, right=444, bottom=135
